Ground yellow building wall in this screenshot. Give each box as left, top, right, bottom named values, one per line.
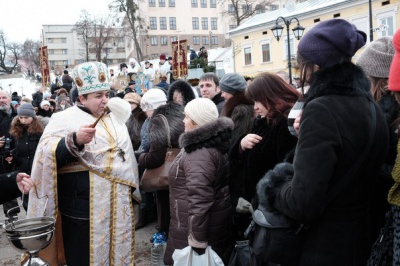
left=230, top=0, right=400, bottom=78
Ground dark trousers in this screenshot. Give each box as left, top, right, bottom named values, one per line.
left=156, top=190, right=170, bottom=233
left=61, top=214, right=89, bottom=266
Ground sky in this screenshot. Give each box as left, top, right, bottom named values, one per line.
left=0, top=0, right=112, bottom=43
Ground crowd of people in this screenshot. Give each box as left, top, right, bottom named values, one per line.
left=1, top=18, right=400, bottom=265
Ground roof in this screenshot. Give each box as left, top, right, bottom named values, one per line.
left=228, top=0, right=353, bottom=36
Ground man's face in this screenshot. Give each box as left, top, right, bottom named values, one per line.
left=79, top=90, right=110, bottom=117
left=0, top=91, right=11, bottom=112
left=145, top=63, right=150, bottom=68
left=199, top=79, right=219, bottom=99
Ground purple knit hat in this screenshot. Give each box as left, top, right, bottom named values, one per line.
left=297, top=19, right=367, bottom=68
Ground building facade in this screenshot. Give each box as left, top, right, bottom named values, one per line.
left=228, top=0, right=400, bottom=78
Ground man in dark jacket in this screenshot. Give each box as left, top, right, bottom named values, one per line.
left=0, top=91, right=19, bottom=218
left=0, top=172, right=32, bottom=205
left=199, top=72, right=225, bottom=114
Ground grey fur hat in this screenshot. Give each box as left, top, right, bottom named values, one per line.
left=356, top=36, right=395, bottom=78
left=219, top=73, right=247, bottom=95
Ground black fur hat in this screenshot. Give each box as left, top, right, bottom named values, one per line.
left=167, top=80, right=195, bottom=106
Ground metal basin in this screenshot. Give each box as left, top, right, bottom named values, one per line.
left=3, top=217, right=55, bottom=238
left=7, top=229, right=55, bottom=254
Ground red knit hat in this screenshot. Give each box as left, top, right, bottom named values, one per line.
left=159, top=54, right=166, bottom=60
left=389, top=29, right=400, bottom=91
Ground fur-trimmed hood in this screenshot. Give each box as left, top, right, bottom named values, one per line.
left=305, top=62, right=372, bottom=106
left=257, top=162, right=294, bottom=210
left=167, top=80, right=196, bottom=106
left=10, top=116, right=45, bottom=139
left=179, top=117, right=234, bottom=153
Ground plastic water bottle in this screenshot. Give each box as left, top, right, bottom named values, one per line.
left=151, top=232, right=167, bottom=266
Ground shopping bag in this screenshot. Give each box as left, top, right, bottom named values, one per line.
left=172, top=246, right=224, bottom=266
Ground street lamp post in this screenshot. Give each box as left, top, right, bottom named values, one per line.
left=271, top=16, right=305, bottom=85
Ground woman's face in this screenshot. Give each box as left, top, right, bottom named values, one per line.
left=183, top=114, right=197, bottom=132
left=221, top=91, right=233, bottom=100
left=42, top=104, right=50, bottom=111
left=173, top=91, right=184, bottom=105
left=19, top=116, right=33, bottom=125
left=145, top=109, right=154, bottom=118
left=254, top=101, right=268, bottom=118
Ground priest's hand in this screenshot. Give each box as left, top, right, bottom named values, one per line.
left=75, top=124, right=96, bottom=146
left=16, top=173, right=33, bottom=194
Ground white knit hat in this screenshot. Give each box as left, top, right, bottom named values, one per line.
left=184, top=98, right=218, bottom=126
left=40, top=100, right=51, bottom=108
left=140, top=89, right=167, bottom=112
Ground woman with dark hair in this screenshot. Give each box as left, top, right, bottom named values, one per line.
left=9, top=103, right=45, bottom=209
left=167, top=80, right=196, bottom=106
left=228, top=72, right=300, bottom=239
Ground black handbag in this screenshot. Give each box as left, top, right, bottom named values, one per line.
left=228, top=240, right=258, bottom=266
left=246, top=100, right=378, bottom=265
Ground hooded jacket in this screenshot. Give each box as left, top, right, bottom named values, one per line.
left=164, top=117, right=234, bottom=265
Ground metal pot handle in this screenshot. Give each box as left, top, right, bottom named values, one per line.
left=6, top=186, right=49, bottom=230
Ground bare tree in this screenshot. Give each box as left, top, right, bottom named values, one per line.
left=0, top=30, right=21, bottom=74
left=109, top=0, right=148, bottom=63
left=21, top=39, right=40, bottom=73
left=74, top=10, right=95, bottom=62
left=218, top=0, right=273, bottom=27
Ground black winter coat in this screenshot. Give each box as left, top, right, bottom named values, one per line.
left=13, top=131, right=42, bottom=174
left=164, top=117, right=235, bottom=265
left=138, top=102, right=184, bottom=169
left=259, top=63, right=389, bottom=266
left=0, top=172, right=21, bottom=204
left=0, top=106, right=17, bottom=174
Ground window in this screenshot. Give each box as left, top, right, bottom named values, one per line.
left=151, top=36, right=158, bottom=46
left=228, top=4, right=235, bottom=15
left=49, top=61, right=56, bottom=67
left=117, top=37, right=124, bottom=43
left=169, top=17, right=176, bottom=30
left=210, top=0, right=216, bottom=8
left=159, top=0, right=166, bottom=7
left=229, top=25, right=237, bottom=30
left=284, top=36, right=295, bottom=61
left=352, top=17, right=369, bottom=44
left=244, top=47, right=252, bottom=65
left=48, top=49, right=54, bottom=54
left=149, top=0, right=156, bottom=7
left=261, top=43, right=271, bottom=62
left=242, top=4, right=252, bottom=15
left=201, top=0, right=207, bottom=8
left=191, top=0, right=198, bottom=7
left=377, top=11, right=395, bottom=37
left=193, top=36, right=200, bottom=45
left=63, top=60, right=69, bottom=65
left=150, top=17, right=157, bottom=30
left=171, top=36, right=178, bottom=43
left=192, top=17, right=199, bottom=30
left=48, top=38, right=53, bottom=43
left=269, top=4, right=279, bottom=11
left=211, top=36, right=218, bottom=45
left=211, top=17, right=218, bottom=30
left=255, top=4, right=265, bottom=14
left=151, top=53, right=159, bottom=59
left=161, top=36, right=168, bottom=46
left=202, top=17, right=208, bottom=30
left=76, top=59, right=84, bottom=65
left=62, top=49, right=68, bottom=54
left=61, top=38, right=67, bottom=43
left=160, top=17, right=167, bottom=30
left=169, top=0, right=175, bottom=7
left=202, top=36, right=209, bottom=45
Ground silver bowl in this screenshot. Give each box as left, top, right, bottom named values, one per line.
left=7, top=228, right=55, bottom=254
left=3, top=217, right=55, bottom=237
